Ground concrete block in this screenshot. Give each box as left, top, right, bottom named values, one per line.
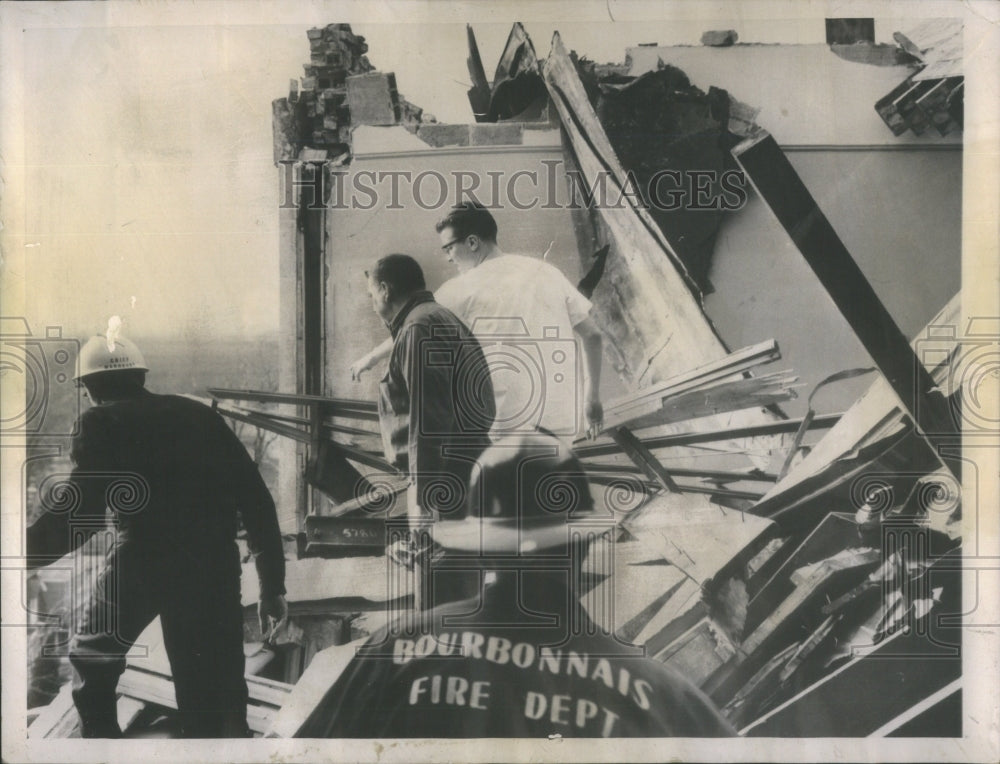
left=416, top=124, right=471, bottom=147
left=346, top=72, right=400, bottom=126
left=471, top=123, right=523, bottom=146
left=700, top=29, right=738, bottom=47
left=271, top=98, right=297, bottom=165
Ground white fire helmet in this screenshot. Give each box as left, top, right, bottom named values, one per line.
left=74, top=334, right=149, bottom=381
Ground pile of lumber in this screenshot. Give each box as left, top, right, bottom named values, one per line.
left=581, top=496, right=962, bottom=735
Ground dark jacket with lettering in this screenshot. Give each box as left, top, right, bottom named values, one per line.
left=26, top=390, right=285, bottom=597
left=378, top=291, right=495, bottom=516
left=296, top=572, right=735, bottom=737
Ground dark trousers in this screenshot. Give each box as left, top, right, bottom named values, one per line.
left=69, top=545, right=249, bottom=738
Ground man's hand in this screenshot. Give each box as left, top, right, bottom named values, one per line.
left=258, top=594, right=288, bottom=642
left=350, top=339, right=393, bottom=381
left=585, top=398, right=604, bottom=440
left=349, top=351, right=377, bottom=381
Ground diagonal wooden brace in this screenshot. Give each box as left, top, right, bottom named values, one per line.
left=610, top=425, right=682, bottom=494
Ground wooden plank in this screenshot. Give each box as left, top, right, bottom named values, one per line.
left=117, top=696, right=147, bottom=734
left=247, top=674, right=295, bottom=709
left=653, top=616, right=739, bottom=689
left=118, top=668, right=177, bottom=709
left=633, top=579, right=707, bottom=654
left=582, top=540, right=689, bottom=638
left=575, top=413, right=841, bottom=458
left=118, top=667, right=291, bottom=709
left=241, top=555, right=407, bottom=607
left=746, top=513, right=863, bottom=631
left=117, top=666, right=292, bottom=735
left=742, top=620, right=960, bottom=737
left=721, top=642, right=799, bottom=727
left=731, top=133, right=957, bottom=455
left=741, top=548, right=881, bottom=655
left=874, top=679, right=962, bottom=737
left=208, top=388, right=379, bottom=418
left=758, top=295, right=959, bottom=505
left=605, top=340, right=781, bottom=413
left=605, top=371, right=800, bottom=432
left=28, top=684, right=76, bottom=739
left=582, top=462, right=779, bottom=483
left=626, top=492, right=777, bottom=589
left=267, top=637, right=369, bottom=737
left=610, top=426, right=681, bottom=493
left=586, top=473, right=764, bottom=502
left=214, top=403, right=310, bottom=444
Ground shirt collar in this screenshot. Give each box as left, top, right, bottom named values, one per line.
left=387, top=290, right=435, bottom=336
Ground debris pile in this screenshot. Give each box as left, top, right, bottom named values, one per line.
left=30, top=19, right=967, bottom=740
left=272, top=23, right=429, bottom=163
left=583, top=471, right=961, bottom=736
left=229, top=22, right=971, bottom=738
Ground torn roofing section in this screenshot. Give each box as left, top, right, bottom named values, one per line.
left=626, top=43, right=959, bottom=145
left=877, top=18, right=964, bottom=137
left=487, top=21, right=548, bottom=122
left=897, top=17, right=963, bottom=80
left=577, top=61, right=758, bottom=293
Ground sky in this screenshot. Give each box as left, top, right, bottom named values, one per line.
left=0, top=0, right=978, bottom=341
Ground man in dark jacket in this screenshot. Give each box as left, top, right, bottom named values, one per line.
left=367, top=253, right=495, bottom=521
left=296, top=431, right=736, bottom=738
left=26, top=333, right=287, bottom=738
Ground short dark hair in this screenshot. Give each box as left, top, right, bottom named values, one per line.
left=435, top=201, right=498, bottom=243
left=81, top=370, right=146, bottom=401
left=369, top=253, right=425, bottom=299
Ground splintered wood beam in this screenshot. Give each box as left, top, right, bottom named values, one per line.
left=602, top=370, right=800, bottom=432
left=575, top=412, right=841, bottom=458
left=732, top=134, right=957, bottom=460
left=605, top=339, right=781, bottom=413
left=582, top=462, right=779, bottom=483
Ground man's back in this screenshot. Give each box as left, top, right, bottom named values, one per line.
left=297, top=573, right=736, bottom=738
left=434, top=255, right=592, bottom=436
left=379, top=292, right=495, bottom=508
left=67, top=391, right=276, bottom=557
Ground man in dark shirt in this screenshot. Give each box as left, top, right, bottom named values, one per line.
left=296, top=431, right=736, bottom=738
left=367, top=253, right=495, bottom=521
left=26, top=333, right=287, bottom=738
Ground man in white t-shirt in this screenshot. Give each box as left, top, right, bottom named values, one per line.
left=352, top=203, right=604, bottom=439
